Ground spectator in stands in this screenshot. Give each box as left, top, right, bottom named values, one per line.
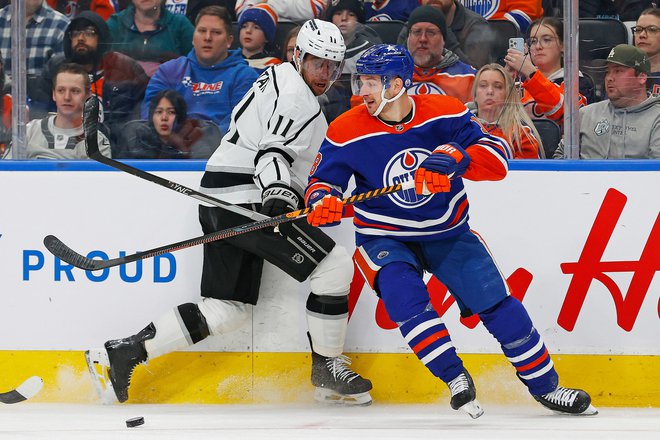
left=19, top=63, right=111, bottom=159
left=46, top=0, right=115, bottom=20
left=0, top=0, right=70, bottom=77
left=364, top=0, right=418, bottom=21
left=578, top=0, right=655, bottom=22
left=554, top=44, right=659, bottom=159
left=633, top=7, right=660, bottom=95
left=405, top=5, right=476, bottom=103
left=114, top=89, right=219, bottom=158
left=504, top=17, right=590, bottom=129
left=399, top=0, right=495, bottom=69
left=141, top=5, right=258, bottom=133
left=237, top=4, right=281, bottom=73
left=320, top=1, right=380, bottom=122
left=0, top=57, right=10, bottom=158
left=107, top=0, right=194, bottom=76
left=236, top=0, right=327, bottom=22
left=30, top=11, right=149, bottom=135
left=462, top=0, right=543, bottom=33
left=470, top=63, right=542, bottom=158
left=281, top=25, right=300, bottom=62
left=327, top=0, right=380, bottom=74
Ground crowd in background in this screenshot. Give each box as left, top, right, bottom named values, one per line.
left=0, top=0, right=658, bottom=160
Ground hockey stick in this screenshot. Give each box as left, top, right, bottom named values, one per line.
left=44, top=180, right=414, bottom=271
left=0, top=376, right=44, bottom=404
left=82, top=95, right=268, bottom=222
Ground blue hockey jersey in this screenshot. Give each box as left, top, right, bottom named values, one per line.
left=306, top=95, right=512, bottom=245
left=365, top=0, right=420, bottom=21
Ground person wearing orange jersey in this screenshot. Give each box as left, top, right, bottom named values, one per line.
left=471, top=63, right=542, bottom=158
left=405, top=6, right=476, bottom=103
left=461, top=0, right=543, bottom=33
left=503, top=17, right=590, bottom=130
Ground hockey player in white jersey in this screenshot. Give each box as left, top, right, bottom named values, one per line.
left=86, top=19, right=372, bottom=406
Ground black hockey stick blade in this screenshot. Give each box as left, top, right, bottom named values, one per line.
left=82, top=96, right=268, bottom=222
left=0, top=376, right=44, bottom=404
left=44, top=180, right=415, bottom=271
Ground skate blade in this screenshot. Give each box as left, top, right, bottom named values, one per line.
left=458, top=399, right=484, bottom=419
left=84, top=349, right=118, bottom=404
left=550, top=403, right=599, bottom=416
left=314, top=387, right=373, bottom=406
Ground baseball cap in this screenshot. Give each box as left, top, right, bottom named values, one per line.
left=606, top=44, right=650, bottom=74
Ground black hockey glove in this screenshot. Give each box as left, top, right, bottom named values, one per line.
left=260, top=183, right=300, bottom=217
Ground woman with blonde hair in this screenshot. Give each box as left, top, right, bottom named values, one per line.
left=471, top=63, right=543, bottom=159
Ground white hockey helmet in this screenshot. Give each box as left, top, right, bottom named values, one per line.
left=294, top=19, right=346, bottom=92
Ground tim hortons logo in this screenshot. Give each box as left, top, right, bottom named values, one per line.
left=347, top=188, right=659, bottom=332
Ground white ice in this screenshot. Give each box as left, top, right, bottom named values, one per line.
left=0, top=404, right=658, bottom=440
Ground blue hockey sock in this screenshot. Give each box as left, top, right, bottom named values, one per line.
left=479, top=296, right=558, bottom=396
left=398, top=307, right=464, bottom=383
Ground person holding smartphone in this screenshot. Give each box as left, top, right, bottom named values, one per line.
left=503, top=17, right=593, bottom=130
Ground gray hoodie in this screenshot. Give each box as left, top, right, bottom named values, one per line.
left=555, top=95, right=660, bottom=159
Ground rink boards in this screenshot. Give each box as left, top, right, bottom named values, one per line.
left=0, top=160, right=658, bottom=406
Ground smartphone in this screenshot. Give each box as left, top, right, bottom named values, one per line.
left=509, top=37, right=525, bottom=53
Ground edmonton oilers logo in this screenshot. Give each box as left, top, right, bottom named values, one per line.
left=408, top=81, right=446, bottom=95
left=383, top=148, right=432, bottom=209
left=461, top=0, right=498, bottom=19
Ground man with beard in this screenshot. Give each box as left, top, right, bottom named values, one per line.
left=30, top=11, right=149, bottom=138
left=398, top=0, right=495, bottom=69
left=404, top=5, right=476, bottom=103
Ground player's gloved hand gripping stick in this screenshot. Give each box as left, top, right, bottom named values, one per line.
left=414, top=143, right=470, bottom=194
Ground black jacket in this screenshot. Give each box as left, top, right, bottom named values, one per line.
left=28, top=11, right=149, bottom=134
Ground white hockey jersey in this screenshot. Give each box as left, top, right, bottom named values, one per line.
left=201, top=62, right=327, bottom=205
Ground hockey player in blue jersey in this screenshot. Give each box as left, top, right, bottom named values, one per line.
left=304, top=44, right=597, bottom=418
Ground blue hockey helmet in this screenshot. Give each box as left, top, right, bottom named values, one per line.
left=355, top=44, right=414, bottom=90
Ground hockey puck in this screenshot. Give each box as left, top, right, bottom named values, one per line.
left=126, top=416, right=145, bottom=428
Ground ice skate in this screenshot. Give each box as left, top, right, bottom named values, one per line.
left=90, top=323, right=155, bottom=403
left=309, top=334, right=373, bottom=406
left=85, top=349, right=119, bottom=405
left=534, top=386, right=598, bottom=416
left=447, top=369, right=484, bottom=419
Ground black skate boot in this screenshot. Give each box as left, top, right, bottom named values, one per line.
left=447, top=369, right=484, bottom=419
left=104, top=323, right=156, bottom=403
left=534, top=386, right=598, bottom=415
left=309, top=333, right=373, bottom=406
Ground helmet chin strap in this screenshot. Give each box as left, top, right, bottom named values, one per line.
left=373, top=84, right=406, bottom=117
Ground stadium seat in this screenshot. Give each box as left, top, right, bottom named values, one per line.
left=488, top=19, right=521, bottom=65
left=579, top=18, right=629, bottom=64
left=365, top=20, right=406, bottom=44
left=578, top=19, right=629, bottom=102
left=532, top=118, right=562, bottom=159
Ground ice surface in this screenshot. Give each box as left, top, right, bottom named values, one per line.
left=0, top=404, right=657, bottom=440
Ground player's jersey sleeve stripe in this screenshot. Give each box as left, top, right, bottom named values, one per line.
left=254, top=146, right=295, bottom=166
left=353, top=217, right=401, bottom=231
